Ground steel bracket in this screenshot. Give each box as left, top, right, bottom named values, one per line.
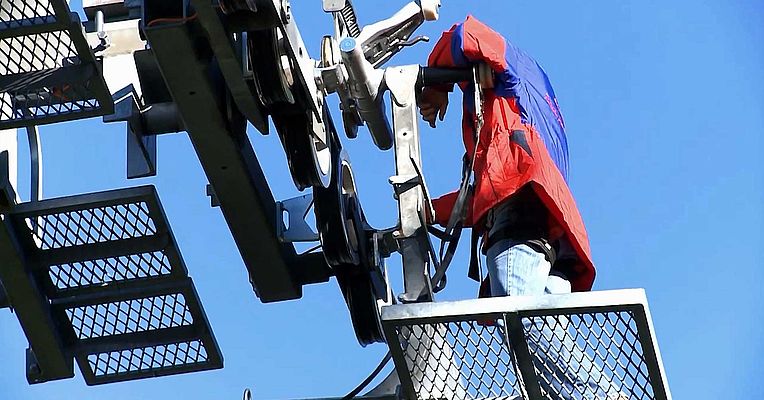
left=389, top=173, right=423, bottom=199
left=276, top=193, right=320, bottom=243
left=104, top=85, right=157, bottom=178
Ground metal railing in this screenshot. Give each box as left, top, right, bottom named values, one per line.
left=382, top=289, right=671, bottom=400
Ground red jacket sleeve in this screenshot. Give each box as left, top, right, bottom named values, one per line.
left=431, top=190, right=475, bottom=228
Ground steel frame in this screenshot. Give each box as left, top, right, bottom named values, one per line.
left=143, top=17, right=331, bottom=302
left=0, top=185, right=223, bottom=385
left=0, top=0, right=114, bottom=129
left=188, top=0, right=268, bottom=133
left=386, top=65, right=434, bottom=303
left=0, top=206, right=74, bottom=383
left=0, top=3, right=675, bottom=399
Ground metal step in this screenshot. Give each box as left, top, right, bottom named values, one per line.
left=381, top=289, right=672, bottom=400
left=0, top=186, right=222, bottom=385
left=0, top=0, right=114, bottom=129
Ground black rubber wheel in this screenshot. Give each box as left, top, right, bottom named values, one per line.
left=335, top=265, right=386, bottom=346
left=272, top=108, right=332, bottom=190
left=250, top=28, right=332, bottom=189
left=313, top=140, right=386, bottom=345
left=314, top=140, right=363, bottom=265
left=248, top=28, right=294, bottom=106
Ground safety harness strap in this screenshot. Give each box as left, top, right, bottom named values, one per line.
left=431, top=66, right=484, bottom=292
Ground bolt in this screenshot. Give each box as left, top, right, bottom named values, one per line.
left=281, top=0, right=292, bottom=22
left=28, top=363, right=40, bottom=376
left=392, top=230, right=401, bottom=238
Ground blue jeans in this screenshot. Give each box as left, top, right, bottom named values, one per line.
left=486, top=239, right=616, bottom=399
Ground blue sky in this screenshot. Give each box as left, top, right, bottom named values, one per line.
left=1, top=1, right=763, bottom=399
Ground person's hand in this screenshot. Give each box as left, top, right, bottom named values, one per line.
left=418, top=87, right=449, bottom=128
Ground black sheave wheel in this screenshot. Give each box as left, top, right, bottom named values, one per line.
left=313, top=135, right=386, bottom=345
left=335, top=264, right=386, bottom=346
left=249, top=29, right=332, bottom=189
left=314, top=140, right=363, bottom=265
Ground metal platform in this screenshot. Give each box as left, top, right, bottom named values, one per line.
left=0, top=0, right=114, bottom=129
left=381, top=289, right=671, bottom=400
left=0, top=186, right=222, bottom=385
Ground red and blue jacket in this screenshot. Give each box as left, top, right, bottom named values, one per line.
left=429, top=16, right=595, bottom=291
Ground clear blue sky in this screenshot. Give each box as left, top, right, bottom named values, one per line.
left=1, top=1, right=762, bottom=399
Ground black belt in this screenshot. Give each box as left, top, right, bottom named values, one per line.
left=484, top=225, right=549, bottom=252
left=468, top=228, right=558, bottom=282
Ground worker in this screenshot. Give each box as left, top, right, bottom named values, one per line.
left=420, top=16, right=622, bottom=399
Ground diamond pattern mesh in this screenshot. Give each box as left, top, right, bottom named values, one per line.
left=87, top=340, right=209, bottom=378
left=65, top=294, right=193, bottom=339
left=523, top=311, right=654, bottom=400
left=49, top=251, right=173, bottom=291
left=6, top=187, right=222, bottom=385
left=0, top=0, right=55, bottom=30
left=0, top=0, right=112, bottom=128
left=25, top=202, right=157, bottom=250
left=390, top=308, right=664, bottom=400
left=0, top=30, right=79, bottom=75
left=397, top=320, right=520, bottom=400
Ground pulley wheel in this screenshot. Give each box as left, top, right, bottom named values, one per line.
left=248, top=28, right=294, bottom=106
left=314, top=142, right=364, bottom=266
left=273, top=107, right=333, bottom=190
left=251, top=24, right=331, bottom=189
left=335, top=264, right=387, bottom=346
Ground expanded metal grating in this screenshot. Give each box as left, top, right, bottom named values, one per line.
left=65, top=293, right=193, bottom=339
left=0, top=0, right=113, bottom=129
left=398, top=322, right=520, bottom=399
left=5, top=186, right=222, bottom=385
left=49, top=251, right=172, bottom=290
left=87, top=340, right=209, bottom=378
left=25, top=201, right=156, bottom=250
left=523, top=312, right=652, bottom=400
left=0, top=1, right=56, bottom=29
left=382, top=290, right=671, bottom=400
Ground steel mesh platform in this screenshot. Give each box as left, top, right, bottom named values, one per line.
left=0, top=0, right=113, bottom=129
left=381, top=289, right=671, bottom=400
left=1, top=186, right=222, bottom=385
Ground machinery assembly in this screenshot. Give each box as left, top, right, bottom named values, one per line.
left=0, top=1, right=672, bottom=399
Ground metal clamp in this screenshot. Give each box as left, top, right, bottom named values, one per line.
left=356, top=1, right=441, bottom=67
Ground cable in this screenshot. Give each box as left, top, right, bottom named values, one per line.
left=146, top=12, right=198, bottom=27
left=342, top=351, right=393, bottom=399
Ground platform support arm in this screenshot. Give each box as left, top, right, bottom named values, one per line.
left=0, top=219, right=74, bottom=383
left=385, top=65, right=434, bottom=303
